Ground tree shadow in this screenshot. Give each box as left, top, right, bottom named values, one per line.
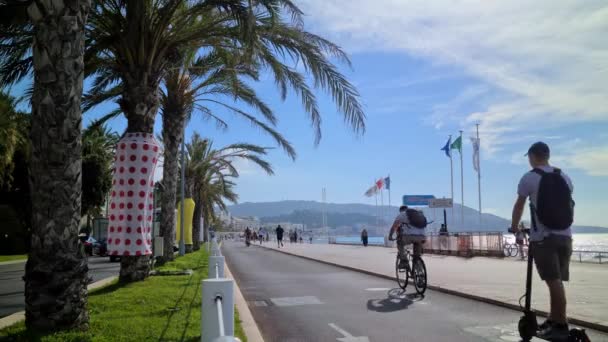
left=366, top=288, right=424, bottom=313
left=89, top=282, right=124, bottom=296
left=158, top=252, right=207, bottom=342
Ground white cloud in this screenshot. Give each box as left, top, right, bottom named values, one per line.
left=301, top=0, right=608, bottom=171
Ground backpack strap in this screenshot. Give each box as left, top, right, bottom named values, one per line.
left=531, top=168, right=545, bottom=176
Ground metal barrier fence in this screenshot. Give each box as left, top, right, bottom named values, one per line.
left=571, top=250, right=608, bottom=264
left=202, top=238, right=239, bottom=342
left=423, top=232, right=504, bottom=257
left=329, top=232, right=506, bottom=258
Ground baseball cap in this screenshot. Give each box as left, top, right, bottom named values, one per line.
left=525, top=141, right=550, bottom=158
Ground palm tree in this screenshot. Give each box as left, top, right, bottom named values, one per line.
left=185, top=134, right=273, bottom=250
left=0, top=91, right=28, bottom=188
left=81, top=125, right=119, bottom=231
left=0, top=0, right=92, bottom=331
left=88, top=0, right=364, bottom=281
left=156, top=47, right=298, bottom=260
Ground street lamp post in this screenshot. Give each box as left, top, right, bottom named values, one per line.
left=179, top=127, right=186, bottom=256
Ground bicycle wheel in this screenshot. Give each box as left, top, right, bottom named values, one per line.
left=412, top=257, right=427, bottom=295
left=395, top=254, right=408, bottom=290
left=503, top=242, right=512, bottom=257
left=510, top=244, right=519, bottom=257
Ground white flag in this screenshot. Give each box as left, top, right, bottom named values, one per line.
left=364, top=185, right=378, bottom=197
left=470, top=137, right=480, bottom=173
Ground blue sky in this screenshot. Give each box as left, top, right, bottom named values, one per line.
left=9, top=1, right=608, bottom=226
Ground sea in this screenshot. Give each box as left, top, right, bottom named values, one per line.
left=315, top=234, right=608, bottom=252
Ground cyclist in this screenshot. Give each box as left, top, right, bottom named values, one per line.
left=516, top=222, right=528, bottom=260
left=388, top=205, right=426, bottom=269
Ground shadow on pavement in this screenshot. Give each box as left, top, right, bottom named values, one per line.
left=366, top=288, right=424, bottom=313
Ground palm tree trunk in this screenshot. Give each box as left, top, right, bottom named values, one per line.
left=25, top=0, right=91, bottom=331
left=192, top=192, right=202, bottom=251
left=203, top=212, right=210, bottom=243
left=159, top=111, right=185, bottom=262
left=114, top=81, right=161, bottom=281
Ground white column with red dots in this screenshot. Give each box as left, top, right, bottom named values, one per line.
left=107, top=133, right=161, bottom=257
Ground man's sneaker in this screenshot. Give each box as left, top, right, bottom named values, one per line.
left=537, top=323, right=569, bottom=341
left=538, top=319, right=554, bottom=331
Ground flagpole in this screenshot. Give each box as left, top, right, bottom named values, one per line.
left=476, top=123, right=482, bottom=225
left=459, top=130, right=464, bottom=226
left=449, top=135, right=454, bottom=226
left=375, top=189, right=378, bottom=227
left=388, top=174, right=391, bottom=212
left=380, top=187, right=384, bottom=224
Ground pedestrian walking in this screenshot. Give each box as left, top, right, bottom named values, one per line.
left=361, top=229, right=369, bottom=247
left=275, top=225, right=284, bottom=248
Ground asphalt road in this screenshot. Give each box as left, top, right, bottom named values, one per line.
left=222, top=242, right=607, bottom=342
left=0, top=256, right=120, bottom=318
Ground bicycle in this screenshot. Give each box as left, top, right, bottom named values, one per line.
left=391, top=237, right=427, bottom=295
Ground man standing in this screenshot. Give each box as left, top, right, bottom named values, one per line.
left=275, top=225, right=284, bottom=248
left=511, top=142, right=574, bottom=341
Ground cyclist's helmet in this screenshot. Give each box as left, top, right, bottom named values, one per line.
left=399, top=205, right=408, bottom=212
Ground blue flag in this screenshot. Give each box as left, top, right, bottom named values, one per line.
left=384, top=176, right=391, bottom=190
left=441, top=137, right=452, bottom=157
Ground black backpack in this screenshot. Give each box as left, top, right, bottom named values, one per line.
left=406, top=209, right=428, bottom=229
left=531, top=168, right=574, bottom=230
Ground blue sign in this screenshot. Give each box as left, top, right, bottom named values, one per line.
left=402, top=195, right=435, bottom=206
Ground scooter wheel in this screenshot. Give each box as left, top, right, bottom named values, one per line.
left=518, top=315, right=536, bottom=341
left=568, top=328, right=590, bottom=342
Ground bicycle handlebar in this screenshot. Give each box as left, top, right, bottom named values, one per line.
left=507, top=227, right=531, bottom=234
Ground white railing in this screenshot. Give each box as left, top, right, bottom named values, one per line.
left=202, top=238, right=239, bottom=342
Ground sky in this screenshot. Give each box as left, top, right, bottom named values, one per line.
left=9, top=1, right=608, bottom=226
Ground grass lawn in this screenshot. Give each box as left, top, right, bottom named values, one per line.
left=0, top=255, right=27, bottom=263
left=0, top=246, right=247, bottom=342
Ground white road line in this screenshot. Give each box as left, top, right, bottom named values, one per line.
left=364, top=287, right=390, bottom=291
left=329, top=323, right=353, bottom=337
left=328, top=323, right=370, bottom=342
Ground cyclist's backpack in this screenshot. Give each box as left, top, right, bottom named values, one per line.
left=406, top=209, right=428, bottom=229
left=531, top=168, right=574, bottom=230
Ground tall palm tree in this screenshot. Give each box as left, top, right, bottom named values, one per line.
left=87, top=0, right=364, bottom=281
left=157, top=47, right=298, bottom=260
left=0, top=0, right=92, bottom=331
left=185, top=134, right=273, bottom=250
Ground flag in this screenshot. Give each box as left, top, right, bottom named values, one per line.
left=364, top=185, right=377, bottom=197
left=470, top=137, right=480, bottom=172
left=376, top=178, right=384, bottom=190
left=384, top=176, right=391, bottom=190
left=441, top=137, right=452, bottom=157
left=451, top=136, right=462, bottom=153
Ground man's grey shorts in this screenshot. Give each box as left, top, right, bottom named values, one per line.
left=531, top=235, right=572, bottom=281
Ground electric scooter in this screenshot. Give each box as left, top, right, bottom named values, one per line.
left=510, top=227, right=590, bottom=342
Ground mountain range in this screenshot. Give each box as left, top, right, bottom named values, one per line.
left=227, top=200, right=608, bottom=234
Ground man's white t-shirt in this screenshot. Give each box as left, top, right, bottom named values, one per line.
left=517, top=165, right=573, bottom=242
left=395, top=212, right=426, bottom=236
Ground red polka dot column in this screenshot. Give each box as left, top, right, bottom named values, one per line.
left=107, top=133, right=161, bottom=257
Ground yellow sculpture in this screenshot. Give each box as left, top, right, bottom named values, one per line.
left=176, top=198, right=195, bottom=246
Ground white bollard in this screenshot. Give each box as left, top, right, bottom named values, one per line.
left=202, top=278, right=234, bottom=342
left=208, top=256, right=225, bottom=278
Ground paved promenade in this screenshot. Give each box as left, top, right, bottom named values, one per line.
left=258, top=242, right=607, bottom=328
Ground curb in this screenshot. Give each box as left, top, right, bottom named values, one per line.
left=256, top=245, right=608, bottom=334
left=0, top=275, right=118, bottom=330
left=0, top=259, right=27, bottom=266
left=223, top=253, right=265, bottom=342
